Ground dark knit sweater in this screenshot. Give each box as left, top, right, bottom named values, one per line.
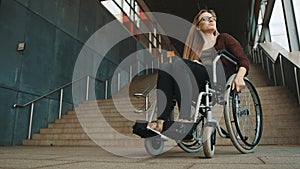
left=214, top=33, right=250, bottom=75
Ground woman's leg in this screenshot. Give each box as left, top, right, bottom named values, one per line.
left=173, top=59, right=210, bottom=120
left=155, top=59, right=210, bottom=121
left=156, top=62, right=175, bottom=121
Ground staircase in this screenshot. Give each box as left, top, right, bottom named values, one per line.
left=248, top=64, right=300, bottom=145
left=23, top=73, right=157, bottom=147
left=23, top=64, right=300, bottom=146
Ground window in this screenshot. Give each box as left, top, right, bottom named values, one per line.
left=269, top=0, right=289, bottom=51
left=101, top=0, right=163, bottom=57
left=292, top=0, right=300, bottom=44
left=122, top=0, right=131, bottom=18
left=101, top=0, right=123, bottom=22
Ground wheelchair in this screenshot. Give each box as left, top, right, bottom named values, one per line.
left=133, top=50, right=263, bottom=158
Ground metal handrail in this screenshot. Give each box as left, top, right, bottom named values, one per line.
left=255, top=43, right=300, bottom=105
left=13, top=76, right=85, bottom=108
left=12, top=75, right=110, bottom=140
left=13, top=75, right=111, bottom=108
left=134, top=83, right=157, bottom=113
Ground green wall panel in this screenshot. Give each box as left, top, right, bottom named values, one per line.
left=56, top=0, right=80, bottom=38
left=0, top=0, right=27, bottom=88
left=28, top=0, right=58, bottom=25
left=16, top=0, right=28, bottom=7
left=29, top=0, right=80, bottom=38
left=20, top=11, right=55, bottom=95
left=0, top=0, right=146, bottom=145
left=95, top=4, right=115, bottom=29
left=52, top=28, right=81, bottom=100
left=78, top=0, right=96, bottom=43
left=0, top=88, right=17, bottom=145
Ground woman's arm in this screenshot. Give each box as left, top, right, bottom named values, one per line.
left=222, top=33, right=250, bottom=91
left=232, top=67, right=247, bottom=92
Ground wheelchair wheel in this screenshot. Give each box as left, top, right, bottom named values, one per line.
left=202, top=126, right=216, bottom=158
left=177, top=104, right=204, bottom=153
left=224, top=75, right=263, bottom=153
left=144, top=137, right=164, bottom=156
left=178, top=124, right=203, bottom=153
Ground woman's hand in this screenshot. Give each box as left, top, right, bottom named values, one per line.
left=232, top=76, right=245, bottom=92
left=232, top=67, right=247, bottom=92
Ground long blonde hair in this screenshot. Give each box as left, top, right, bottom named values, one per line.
left=183, top=9, right=218, bottom=61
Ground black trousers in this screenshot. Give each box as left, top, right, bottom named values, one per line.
left=156, top=59, right=210, bottom=121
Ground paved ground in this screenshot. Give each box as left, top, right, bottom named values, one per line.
left=0, top=145, right=300, bottom=169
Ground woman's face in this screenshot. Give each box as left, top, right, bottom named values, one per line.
left=198, top=12, right=217, bottom=33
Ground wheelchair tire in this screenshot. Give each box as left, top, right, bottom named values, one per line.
left=144, top=137, right=164, bottom=156
left=178, top=124, right=203, bottom=153
left=202, top=126, right=215, bottom=158
left=224, top=75, right=263, bottom=154
left=177, top=105, right=204, bottom=153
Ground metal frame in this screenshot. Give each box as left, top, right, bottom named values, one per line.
left=281, top=0, right=300, bottom=51
left=13, top=75, right=109, bottom=140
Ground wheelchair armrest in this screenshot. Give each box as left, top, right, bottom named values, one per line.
left=217, top=49, right=238, bottom=65
left=212, top=50, right=238, bottom=84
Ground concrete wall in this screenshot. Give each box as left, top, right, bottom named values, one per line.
left=0, top=0, right=146, bottom=145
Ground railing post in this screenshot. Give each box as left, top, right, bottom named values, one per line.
left=259, top=49, right=263, bottom=64
left=251, top=48, right=254, bottom=63
left=261, top=51, right=265, bottom=70
left=146, top=64, right=148, bottom=75
left=138, top=60, right=141, bottom=74
left=58, top=89, right=63, bottom=119
left=279, top=55, right=285, bottom=86
left=272, top=64, right=277, bottom=86
left=28, top=103, right=34, bottom=140
left=266, top=58, right=270, bottom=79
left=145, top=96, right=149, bottom=111
left=86, top=76, right=90, bottom=101
left=130, top=65, right=132, bottom=81
left=105, top=80, right=108, bottom=99
left=151, top=61, right=154, bottom=73
left=256, top=49, right=259, bottom=63
left=294, top=67, right=300, bottom=105
left=253, top=48, right=257, bottom=63
left=145, top=96, right=149, bottom=121
left=118, top=72, right=121, bottom=91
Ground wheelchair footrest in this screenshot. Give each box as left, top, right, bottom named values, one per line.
left=132, top=120, right=195, bottom=141
left=163, top=121, right=195, bottom=141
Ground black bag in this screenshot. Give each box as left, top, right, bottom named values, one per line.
left=132, top=120, right=159, bottom=138
left=132, top=120, right=195, bottom=140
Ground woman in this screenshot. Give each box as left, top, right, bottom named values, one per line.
left=149, top=9, right=250, bottom=132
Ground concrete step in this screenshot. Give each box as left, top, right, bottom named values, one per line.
left=75, top=106, right=142, bottom=112
left=23, top=64, right=300, bottom=147
left=23, top=139, right=96, bottom=146
left=40, top=127, right=131, bottom=134
left=70, top=112, right=145, bottom=118
left=79, top=97, right=150, bottom=104
left=23, top=138, right=146, bottom=147
left=47, top=121, right=134, bottom=128
left=247, top=64, right=273, bottom=87
left=263, top=126, right=300, bottom=137
left=217, top=136, right=300, bottom=145
left=260, top=137, right=300, bottom=145
left=32, top=132, right=137, bottom=140
left=55, top=116, right=139, bottom=123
